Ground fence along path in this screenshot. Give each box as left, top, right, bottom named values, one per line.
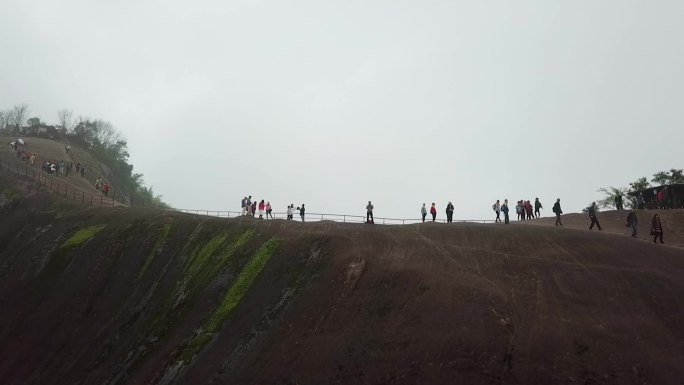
left=0, top=161, right=494, bottom=224
left=0, top=156, right=123, bottom=207
left=173, top=209, right=495, bottom=225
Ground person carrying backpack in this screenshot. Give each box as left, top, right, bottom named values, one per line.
left=588, top=202, right=602, bottom=231
left=552, top=198, right=563, bottom=226
left=534, top=198, right=543, bottom=218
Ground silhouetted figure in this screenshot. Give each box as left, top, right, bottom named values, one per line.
left=502, top=199, right=510, bottom=224
left=493, top=200, right=501, bottom=223
left=299, top=204, right=305, bottom=222
left=366, top=201, right=374, bottom=223
left=615, top=193, right=623, bottom=210
left=446, top=202, right=454, bottom=223
left=534, top=198, right=542, bottom=218
left=553, top=198, right=563, bottom=226
left=626, top=211, right=638, bottom=237
left=651, top=214, right=664, bottom=244
left=588, top=202, right=602, bottom=231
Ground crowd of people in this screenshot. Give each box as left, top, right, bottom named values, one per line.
left=6, top=138, right=113, bottom=198
left=240, top=196, right=306, bottom=222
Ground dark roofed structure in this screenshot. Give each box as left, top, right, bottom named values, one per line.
left=628, top=184, right=684, bottom=209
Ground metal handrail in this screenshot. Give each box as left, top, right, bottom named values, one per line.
left=171, top=209, right=495, bottom=225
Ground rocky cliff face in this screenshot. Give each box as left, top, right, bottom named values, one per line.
left=2, top=173, right=684, bottom=385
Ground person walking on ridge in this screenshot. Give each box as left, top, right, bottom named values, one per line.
left=421, top=203, right=427, bottom=223
left=651, top=214, right=664, bottom=244
left=366, top=201, right=374, bottom=224
left=553, top=198, right=563, bottom=226
left=493, top=200, right=501, bottom=223
left=534, top=198, right=542, bottom=218
left=588, top=202, right=602, bottom=231
left=502, top=199, right=510, bottom=224
left=430, top=203, right=437, bottom=222
left=626, top=210, right=638, bottom=238
left=446, top=202, right=454, bottom=223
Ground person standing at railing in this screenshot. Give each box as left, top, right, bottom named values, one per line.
left=446, top=202, right=454, bottom=223
left=421, top=203, right=427, bottom=223
left=258, top=200, right=265, bottom=219
left=366, top=201, right=374, bottom=224
left=298, top=204, right=306, bottom=222
left=430, top=203, right=437, bottom=222
left=493, top=200, right=501, bottom=223
left=266, top=201, right=273, bottom=219
left=286, top=204, right=293, bottom=220
left=502, top=199, right=510, bottom=224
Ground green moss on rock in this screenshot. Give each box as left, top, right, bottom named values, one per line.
left=138, top=223, right=173, bottom=279
left=62, top=225, right=106, bottom=250
left=181, top=237, right=281, bottom=360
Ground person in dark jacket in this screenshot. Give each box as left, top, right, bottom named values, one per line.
left=552, top=198, right=563, bottom=226
left=534, top=198, right=543, bottom=218
left=626, top=210, right=638, bottom=237
left=651, top=214, right=664, bottom=243
left=614, top=193, right=623, bottom=210
left=446, top=202, right=454, bottom=223
left=366, top=201, right=374, bottom=223
left=588, top=202, right=602, bottom=231
left=502, top=199, right=510, bottom=224
left=298, top=204, right=306, bottom=222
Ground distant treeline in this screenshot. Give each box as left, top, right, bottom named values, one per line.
left=1, top=103, right=169, bottom=208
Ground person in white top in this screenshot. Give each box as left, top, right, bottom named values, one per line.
left=493, top=200, right=501, bottom=223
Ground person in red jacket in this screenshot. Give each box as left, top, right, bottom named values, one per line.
left=430, top=203, right=437, bottom=222
left=258, top=200, right=265, bottom=219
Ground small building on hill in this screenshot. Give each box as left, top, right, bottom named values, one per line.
left=19, top=125, right=59, bottom=138
left=629, top=184, right=684, bottom=209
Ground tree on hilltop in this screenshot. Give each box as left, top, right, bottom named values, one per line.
left=597, top=187, right=629, bottom=209
left=6, top=104, right=29, bottom=133
left=27, top=117, right=43, bottom=127
left=651, top=169, right=684, bottom=186
left=57, top=109, right=74, bottom=131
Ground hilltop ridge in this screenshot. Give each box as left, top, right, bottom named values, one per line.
left=2, top=169, right=684, bottom=384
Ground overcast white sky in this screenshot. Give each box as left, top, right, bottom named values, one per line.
left=2, top=1, right=683, bottom=220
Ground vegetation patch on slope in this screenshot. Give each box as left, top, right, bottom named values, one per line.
left=138, top=223, right=173, bottom=280
left=61, top=225, right=106, bottom=250
left=148, top=229, right=255, bottom=338
left=180, top=237, right=281, bottom=361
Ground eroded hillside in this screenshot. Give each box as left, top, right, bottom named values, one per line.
left=2, top=173, right=684, bottom=385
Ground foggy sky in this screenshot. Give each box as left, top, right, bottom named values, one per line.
left=2, top=1, right=683, bottom=220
